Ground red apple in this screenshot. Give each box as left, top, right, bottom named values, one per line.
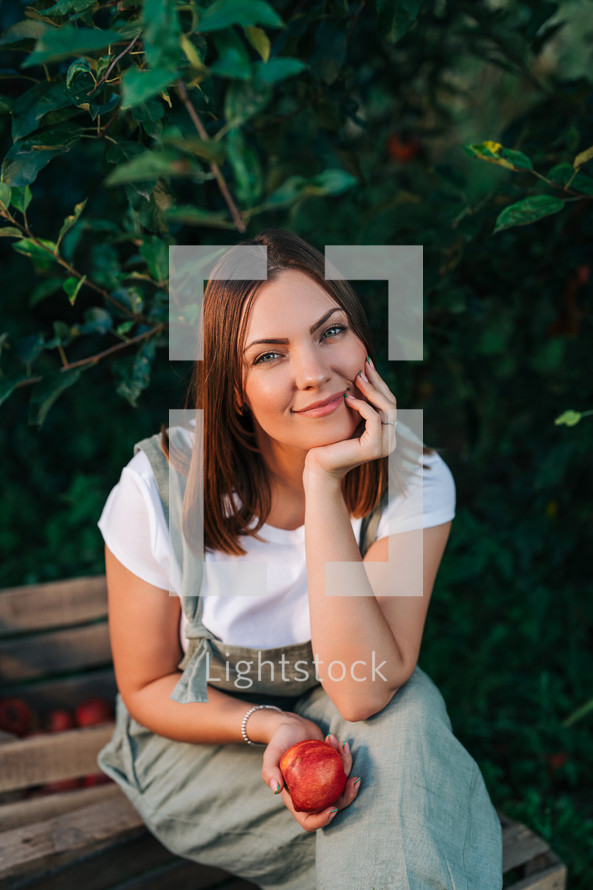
left=45, top=709, right=76, bottom=733
left=40, top=778, right=81, bottom=794
left=279, top=740, right=347, bottom=813
left=75, top=697, right=113, bottom=727
left=0, top=698, right=34, bottom=737
left=82, top=773, right=112, bottom=787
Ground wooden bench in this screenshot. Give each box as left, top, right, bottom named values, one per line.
left=0, top=577, right=567, bottom=889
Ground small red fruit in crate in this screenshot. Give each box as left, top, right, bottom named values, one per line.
left=75, top=697, right=114, bottom=727
left=279, top=740, right=347, bottom=813
left=45, top=709, right=76, bottom=733
left=0, top=698, right=34, bottom=737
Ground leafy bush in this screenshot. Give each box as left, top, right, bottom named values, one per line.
left=1, top=1, right=592, bottom=885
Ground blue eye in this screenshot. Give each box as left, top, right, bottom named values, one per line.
left=254, top=351, right=280, bottom=365
left=253, top=324, right=348, bottom=365
left=323, top=324, right=347, bottom=339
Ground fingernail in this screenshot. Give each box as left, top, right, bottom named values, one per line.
left=342, top=740, right=350, bottom=755
left=325, top=732, right=333, bottom=742
left=328, top=808, right=339, bottom=821
left=366, top=355, right=374, bottom=369
left=270, top=779, right=282, bottom=794
left=358, top=369, right=369, bottom=383
left=354, top=777, right=361, bottom=787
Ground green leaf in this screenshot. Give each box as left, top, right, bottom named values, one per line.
left=63, top=275, right=87, bottom=304
left=0, top=183, right=11, bottom=208
left=253, top=57, right=307, bottom=86
left=0, top=20, right=49, bottom=46
left=223, top=79, right=271, bottom=128
left=44, top=0, right=100, bottom=16
left=22, top=26, right=124, bottom=68
left=0, top=375, right=28, bottom=408
left=265, top=169, right=357, bottom=208
left=210, top=30, right=252, bottom=80
left=197, top=0, right=284, bottom=32
left=548, top=163, right=593, bottom=196
left=51, top=320, right=72, bottom=347
left=227, top=129, right=263, bottom=206
left=377, top=0, right=420, bottom=43
left=554, top=410, right=582, bottom=427
left=0, top=226, right=22, bottom=238
left=11, top=185, right=32, bottom=213
left=3, top=124, right=83, bottom=187
left=161, top=133, right=226, bottom=165
left=244, top=26, right=270, bottom=61
left=143, top=0, right=182, bottom=71
left=121, top=66, right=178, bottom=109
left=77, top=307, right=113, bottom=335
left=307, top=168, right=358, bottom=195
left=573, top=145, right=593, bottom=169
left=12, top=237, right=59, bottom=267
left=29, top=368, right=81, bottom=427
left=11, top=81, right=73, bottom=142
left=57, top=198, right=87, bottom=246
left=140, top=236, right=169, bottom=282
left=462, top=141, right=533, bottom=173
left=105, top=149, right=210, bottom=185
left=494, top=195, right=565, bottom=233
left=113, top=340, right=156, bottom=407
left=29, top=277, right=63, bottom=307
left=163, top=205, right=237, bottom=228
left=14, top=332, right=46, bottom=365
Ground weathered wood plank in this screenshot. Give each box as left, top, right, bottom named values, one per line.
left=0, top=623, right=111, bottom=681
left=3, top=831, right=240, bottom=890
left=507, top=855, right=567, bottom=890
left=0, top=782, right=119, bottom=831
left=0, top=576, right=107, bottom=635
left=0, top=725, right=114, bottom=793
left=0, top=794, right=144, bottom=880
left=0, top=668, right=117, bottom=714
left=502, top=820, right=550, bottom=872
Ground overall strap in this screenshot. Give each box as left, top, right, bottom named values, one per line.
left=358, top=489, right=390, bottom=558
left=134, top=432, right=170, bottom=526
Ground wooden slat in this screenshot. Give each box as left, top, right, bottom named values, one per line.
left=0, top=782, right=120, bottom=831
left=0, top=623, right=111, bottom=681
left=0, top=724, right=114, bottom=793
left=3, top=830, right=240, bottom=890
left=507, top=854, right=567, bottom=890
left=0, top=794, right=145, bottom=880
left=0, top=576, right=107, bottom=635
left=0, top=667, right=117, bottom=713
left=502, top=819, right=550, bottom=872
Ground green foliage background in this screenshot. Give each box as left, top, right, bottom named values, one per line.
left=1, top=0, right=592, bottom=885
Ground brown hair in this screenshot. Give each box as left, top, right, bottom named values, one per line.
left=163, top=229, right=431, bottom=556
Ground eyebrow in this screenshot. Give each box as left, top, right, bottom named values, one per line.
left=243, top=307, right=345, bottom=352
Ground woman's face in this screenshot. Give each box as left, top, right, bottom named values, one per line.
left=240, top=269, right=368, bottom=459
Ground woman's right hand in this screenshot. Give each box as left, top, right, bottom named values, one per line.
left=261, top=713, right=361, bottom=831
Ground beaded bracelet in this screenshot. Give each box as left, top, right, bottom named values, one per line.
left=241, top=704, right=282, bottom=745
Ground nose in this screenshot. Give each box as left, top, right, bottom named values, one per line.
left=292, top=342, right=332, bottom=389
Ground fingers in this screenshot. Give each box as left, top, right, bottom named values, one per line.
left=352, top=359, right=397, bottom=415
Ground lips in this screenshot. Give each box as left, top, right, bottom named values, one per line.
left=295, top=392, right=345, bottom=417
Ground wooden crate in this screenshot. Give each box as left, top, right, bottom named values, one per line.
left=0, top=577, right=567, bottom=889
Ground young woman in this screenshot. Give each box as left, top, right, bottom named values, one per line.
left=98, top=229, right=502, bottom=889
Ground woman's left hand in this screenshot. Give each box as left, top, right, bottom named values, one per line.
left=304, top=358, right=398, bottom=482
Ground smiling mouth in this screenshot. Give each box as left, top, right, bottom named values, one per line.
left=295, top=394, right=345, bottom=418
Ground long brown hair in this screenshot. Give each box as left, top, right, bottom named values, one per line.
left=164, top=229, right=429, bottom=556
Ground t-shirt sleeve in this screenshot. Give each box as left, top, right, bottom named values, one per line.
left=375, top=450, right=456, bottom=540
left=97, top=450, right=171, bottom=590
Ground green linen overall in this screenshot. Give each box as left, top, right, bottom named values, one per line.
left=98, top=432, right=503, bottom=890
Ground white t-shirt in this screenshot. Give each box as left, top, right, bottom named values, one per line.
left=98, top=447, right=455, bottom=650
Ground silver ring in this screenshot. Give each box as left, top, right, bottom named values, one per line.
left=381, top=420, right=398, bottom=427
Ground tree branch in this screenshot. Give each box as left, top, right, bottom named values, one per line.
left=176, top=80, right=247, bottom=232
